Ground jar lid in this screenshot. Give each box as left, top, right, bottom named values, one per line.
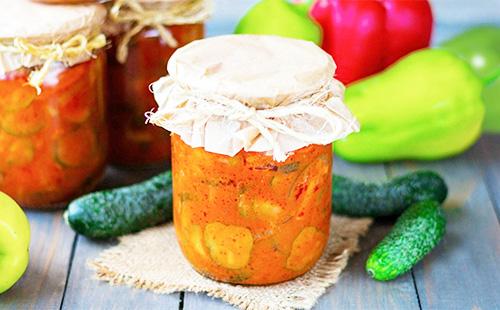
left=168, top=34, right=335, bottom=108
left=0, top=0, right=106, bottom=92
left=148, top=35, right=360, bottom=161
left=0, top=0, right=106, bottom=44
left=108, top=0, right=212, bottom=63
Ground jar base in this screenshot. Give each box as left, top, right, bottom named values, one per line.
left=191, top=266, right=311, bottom=286
left=20, top=169, right=105, bottom=210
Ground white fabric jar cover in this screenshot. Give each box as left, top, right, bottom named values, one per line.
left=0, top=0, right=106, bottom=92
left=148, top=34, right=360, bottom=162
left=108, top=0, right=213, bottom=63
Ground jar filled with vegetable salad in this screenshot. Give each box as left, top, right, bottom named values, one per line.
left=105, top=0, right=212, bottom=167
left=0, top=0, right=108, bottom=208
left=148, top=35, right=360, bottom=285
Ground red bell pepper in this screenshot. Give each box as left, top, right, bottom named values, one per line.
left=310, top=0, right=433, bottom=84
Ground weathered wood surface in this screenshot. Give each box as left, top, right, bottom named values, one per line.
left=387, top=142, right=500, bottom=310
left=314, top=160, right=419, bottom=310
left=61, top=167, right=181, bottom=310
left=1, top=136, right=499, bottom=310
left=0, top=211, right=75, bottom=310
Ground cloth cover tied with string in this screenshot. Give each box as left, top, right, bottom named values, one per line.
left=147, top=34, right=360, bottom=162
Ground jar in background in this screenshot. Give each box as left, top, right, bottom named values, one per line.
left=149, top=35, right=360, bottom=284
left=0, top=0, right=108, bottom=208
left=106, top=0, right=211, bottom=167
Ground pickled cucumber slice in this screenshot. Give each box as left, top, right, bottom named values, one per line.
left=286, top=227, right=326, bottom=271
left=6, top=139, right=35, bottom=167
left=55, top=125, right=97, bottom=168
left=290, top=155, right=329, bottom=201
left=59, top=91, right=93, bottom=124
left=1, top=104, right=44, bottom=136
left=204, top=222, right=253, bottom=269
left=1, top=84, right=36, bottom=112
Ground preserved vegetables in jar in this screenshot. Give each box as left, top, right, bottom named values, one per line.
left=149, top=35, right=360, bottom=284
left=105, top=0, right=211, bottom=167
left=0, top=0, right=108, bottom=208
left=172, top=135, right=333, bottom=284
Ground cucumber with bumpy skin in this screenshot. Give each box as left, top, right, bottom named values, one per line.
left=333, top=171, right=448, bottom=217
left=65, top=172, right=172, bottom=239
left=366, top=200, right=446, bottom=281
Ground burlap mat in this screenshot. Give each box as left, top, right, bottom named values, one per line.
left=89, top=216, right=372, bottom=310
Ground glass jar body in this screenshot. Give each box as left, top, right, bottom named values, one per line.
left=0, top=55, right=108, bottom=208
left=107, top=24, right=204, bottom=167
left=171, top=135, right=332, bottom=285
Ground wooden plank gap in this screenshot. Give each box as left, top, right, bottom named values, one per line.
left=179, top=292, right=185, bottom=310
left=484, top=173, right=500, bottom=223
left=59, top=234, right=79, bottom=310
left=410, top=270, right=423, bottom=310
left=384, top=163, right=423, bottom=310
left=477, top=136, right=500, bottom=222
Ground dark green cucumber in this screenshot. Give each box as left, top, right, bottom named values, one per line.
left=65, top=172, right=172, bottom=239
left=332, top=171, right=448, bottom=217
left=366, top=200, right=446, bottom=281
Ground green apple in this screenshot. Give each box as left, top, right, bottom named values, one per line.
left=0, top=192, right=30, bottom=294
left=235, top=0, right=321, bottom=45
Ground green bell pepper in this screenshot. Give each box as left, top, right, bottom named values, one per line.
left=335, top=49, right=485, bottom=162
left=0, top=192, right=30, bottom=294
left=235, top=0, right=321, bottom=44
left=441, top=26, right=500, bottom=133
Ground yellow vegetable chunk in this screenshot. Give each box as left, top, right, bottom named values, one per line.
left=190, top=225, right=209, bottom=259
left=286, top=226, right=326, bottom=271
left=253, top=201, right=284, bottom=223
left=204, top=222, right=253, bottom=269
left=7, top=139, right=34, bottom=167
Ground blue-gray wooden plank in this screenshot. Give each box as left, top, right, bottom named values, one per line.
left=0, top=211, right=75, bottom=309
left=60, top=167, right=181, bottom=310
left=387, top=140, right=500, bottom=310
left=61, top=236, right=181, bottom=310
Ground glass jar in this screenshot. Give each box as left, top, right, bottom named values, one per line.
left=107, top=24, right=204, bottom=167
left=0, top=55, right=107, bottom=208
left=149, top=35, right=359, bottom=285
left=171, top=135, right=332, bottom=284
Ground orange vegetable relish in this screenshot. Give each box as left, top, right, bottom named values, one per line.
left=171, top=135, right=332, bottom=284
left=0, top=55, right=107, bottom=208
left=107, top=25, right=204, bottom=167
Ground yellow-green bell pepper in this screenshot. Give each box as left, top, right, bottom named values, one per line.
left=0, top=192, right=30, bottom=294
left=335, top=49, right=485, bottom=162
left=441, top=26, right=500, bottom=133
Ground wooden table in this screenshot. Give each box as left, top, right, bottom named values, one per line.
left=1, top=135, right=499, bottom=310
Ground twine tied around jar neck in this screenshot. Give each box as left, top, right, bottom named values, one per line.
left=0, top=34, right=106, bottom=94
left=110, top=0, right=212, bottom=64
left=146, top=76, right=360, bottom=162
